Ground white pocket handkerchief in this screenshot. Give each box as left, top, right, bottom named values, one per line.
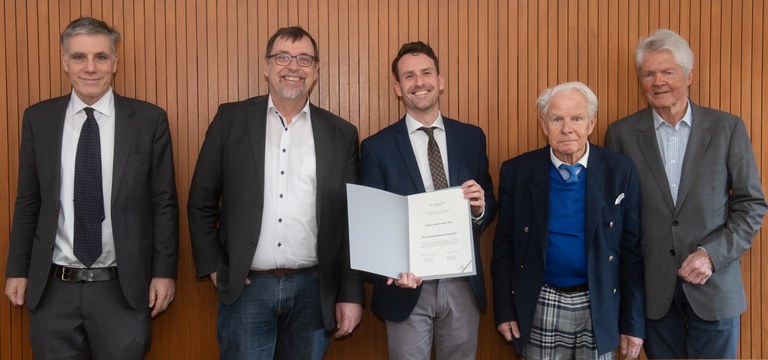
left=614, top=193, right=625, bottom=205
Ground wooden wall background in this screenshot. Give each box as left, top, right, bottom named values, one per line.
left=1, top=0, right=766, bottom=359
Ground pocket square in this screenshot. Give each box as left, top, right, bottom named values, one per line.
left=614, top=193, right=625, bottom=205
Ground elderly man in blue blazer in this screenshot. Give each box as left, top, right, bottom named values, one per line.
left=492, top=82, right=645, bottom=360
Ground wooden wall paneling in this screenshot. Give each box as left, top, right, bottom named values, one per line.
left=0, top=2, right=10, bottom=359
left=762, top=2, right=768, bottom=355
left=2, top=1, right=768, bottom=359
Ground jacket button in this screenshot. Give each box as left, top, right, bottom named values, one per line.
left=672, top=220, right=679, bottom=226
left=613, top=288, right=617, bottom=294
left=608, top=255, right=614, bottom=262
left=523, top=226, right=529, bottom=233
left=608, top=221, right=614, bottom=228
left=669, top=249, right=676, bottom=256
left=520, top=265, right=524, bottom=269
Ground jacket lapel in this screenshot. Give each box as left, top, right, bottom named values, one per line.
left=530, top=148, right=550, bottom=259
left=394, top=118, right=427, bottom=193
left=310, top=104, right=333, bottom=226
left=50, top=96, right=69, bottom=203
left=111, top=94, right=134, bottom=205
left=635, top=109, right=676, bottom=212
left=584, top=145, right=605, bottom=253
left=675, top=102, right=711, bottom=213
left=444, top=118, right=461, bottom=187
left=247, top=97, right=267, bottom=206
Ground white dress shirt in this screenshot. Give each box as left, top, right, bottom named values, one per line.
left=653, top=100, right=692, bottom=205
left=406, top=114, right=450, bottom=192
left=54, top=90, right=117, bottom=268
left=550, top=142, right=590, bottom=179
left=251, top=95, right=319, bottom=270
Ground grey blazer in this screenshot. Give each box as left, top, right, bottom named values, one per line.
left=605, top=102, right=766, bottom=321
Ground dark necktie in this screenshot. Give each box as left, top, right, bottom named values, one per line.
left=559, top=163, right=582, bottom=184
left=73, top=107, right=104, bottom=268
left=418, top=127, right=448, bottom=190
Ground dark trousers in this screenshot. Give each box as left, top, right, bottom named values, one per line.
left=29, top=272, right=151, bottom=360
left=644, top=279, right=739, bottom=359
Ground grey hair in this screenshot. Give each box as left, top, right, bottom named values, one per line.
left=635, top=29, right=694, bottom=77
left=537, top=81, right=598, bottom=119
left=60, top=17, right=121, bottom=54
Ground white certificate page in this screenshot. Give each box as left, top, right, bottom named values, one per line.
left=407, top=187, right=475, bottom=279
left=346, top=184, right=475, bottom=280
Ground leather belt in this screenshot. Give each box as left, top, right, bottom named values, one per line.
left=547, top=283, right=589, bottom=293
left=54, top=265, right=118, bottom=282
left=249, top=266, right=316, bottom=277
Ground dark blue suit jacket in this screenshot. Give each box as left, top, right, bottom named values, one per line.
left=491, top=144, right=645, bottom=355
left=360, top=116, right=497, bottom=322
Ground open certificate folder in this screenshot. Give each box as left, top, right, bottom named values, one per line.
left=346, top=184, right=476, bottom=280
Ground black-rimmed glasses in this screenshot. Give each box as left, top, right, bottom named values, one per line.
left=267, top=53, right=316, bottom=67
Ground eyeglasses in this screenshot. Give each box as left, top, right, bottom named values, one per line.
left=267, top=53, right=316, bottom=67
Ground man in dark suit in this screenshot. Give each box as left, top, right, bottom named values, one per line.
left=188, top=26, right=364, bottom=360
left=605, top=29, right=767, bottom=359
left=492, top=82, right=645, bottom=359
left=359, top=41, right=497, bottom=360
left=4, top=17, right=178, bottom=359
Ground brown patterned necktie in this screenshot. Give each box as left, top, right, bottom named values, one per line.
left=418, top=127, right=448, bottom=190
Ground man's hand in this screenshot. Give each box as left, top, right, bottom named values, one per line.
left=678, top=249, right=713, bottom=285
left=334, top=302, right=363, bottom=338
left=620, top=334, right=643, bottom=360
left=5, top=278, right=27, bottom=306
left=148, top=278, right=175, bottom=317
left=209, top=272, right=251, bottom=288
left=496, top=321, right=521, bottom=342
left=460, top=180, right=485, bottom=217
left=386, top=272, right=422, bottom=289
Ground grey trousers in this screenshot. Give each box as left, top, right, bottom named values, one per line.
left=385, top=277, right=480, bottom=360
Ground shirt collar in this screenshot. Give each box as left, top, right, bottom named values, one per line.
left=267, top=94, right=311, bottom=125
left=550, top=142, right=590, bottom=169
left=653, top=99, right=693, bottom=130
left=406, top=113, right=445, bottom=134
left=69, top=89, right=115, bottom=120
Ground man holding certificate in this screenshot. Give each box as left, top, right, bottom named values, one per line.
left=359, top=41, right=497, bottom=360
left=492, top=82, right=645, bottom=360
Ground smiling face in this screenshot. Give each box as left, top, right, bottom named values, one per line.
left=62, top=33, right=118, bottom=105
left=264, top=35, right=318, bottom=103
left=393, top=53, right=445, bottom=125
left=639, top=50, right=693, bottom=123
left=539, top=89, right=596, bottom=164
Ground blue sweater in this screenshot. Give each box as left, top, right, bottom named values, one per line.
left=544, top=164, right=588, bottom=287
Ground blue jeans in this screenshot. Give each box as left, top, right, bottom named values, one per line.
left=644, top=279, right=740, bottom=359
left=217, top=269, right=329, bottom=360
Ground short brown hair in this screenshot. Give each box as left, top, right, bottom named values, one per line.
left=391, top=41, right=440, bottom=81
left=265, top=26, right=319, bottom=61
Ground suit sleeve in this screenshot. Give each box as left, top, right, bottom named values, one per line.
left=6, top=110, right=40, bottom=278
left=337, top=127, right=365, bottom=304
left=474, top=129, right=497, bottom=231
left=188, top=110, right=225, bottom=278
left=491, top=161, right=518, bottom=325
left=149, top=111, right=180, bottom=278
left=699, top=118, right=767, bottom=269
left=619, top=161, right=646, bottom=338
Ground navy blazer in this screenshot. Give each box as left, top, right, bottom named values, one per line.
left=360, top=116, right=497, bottom=322
left=491, top=144, right=644, bottom=355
